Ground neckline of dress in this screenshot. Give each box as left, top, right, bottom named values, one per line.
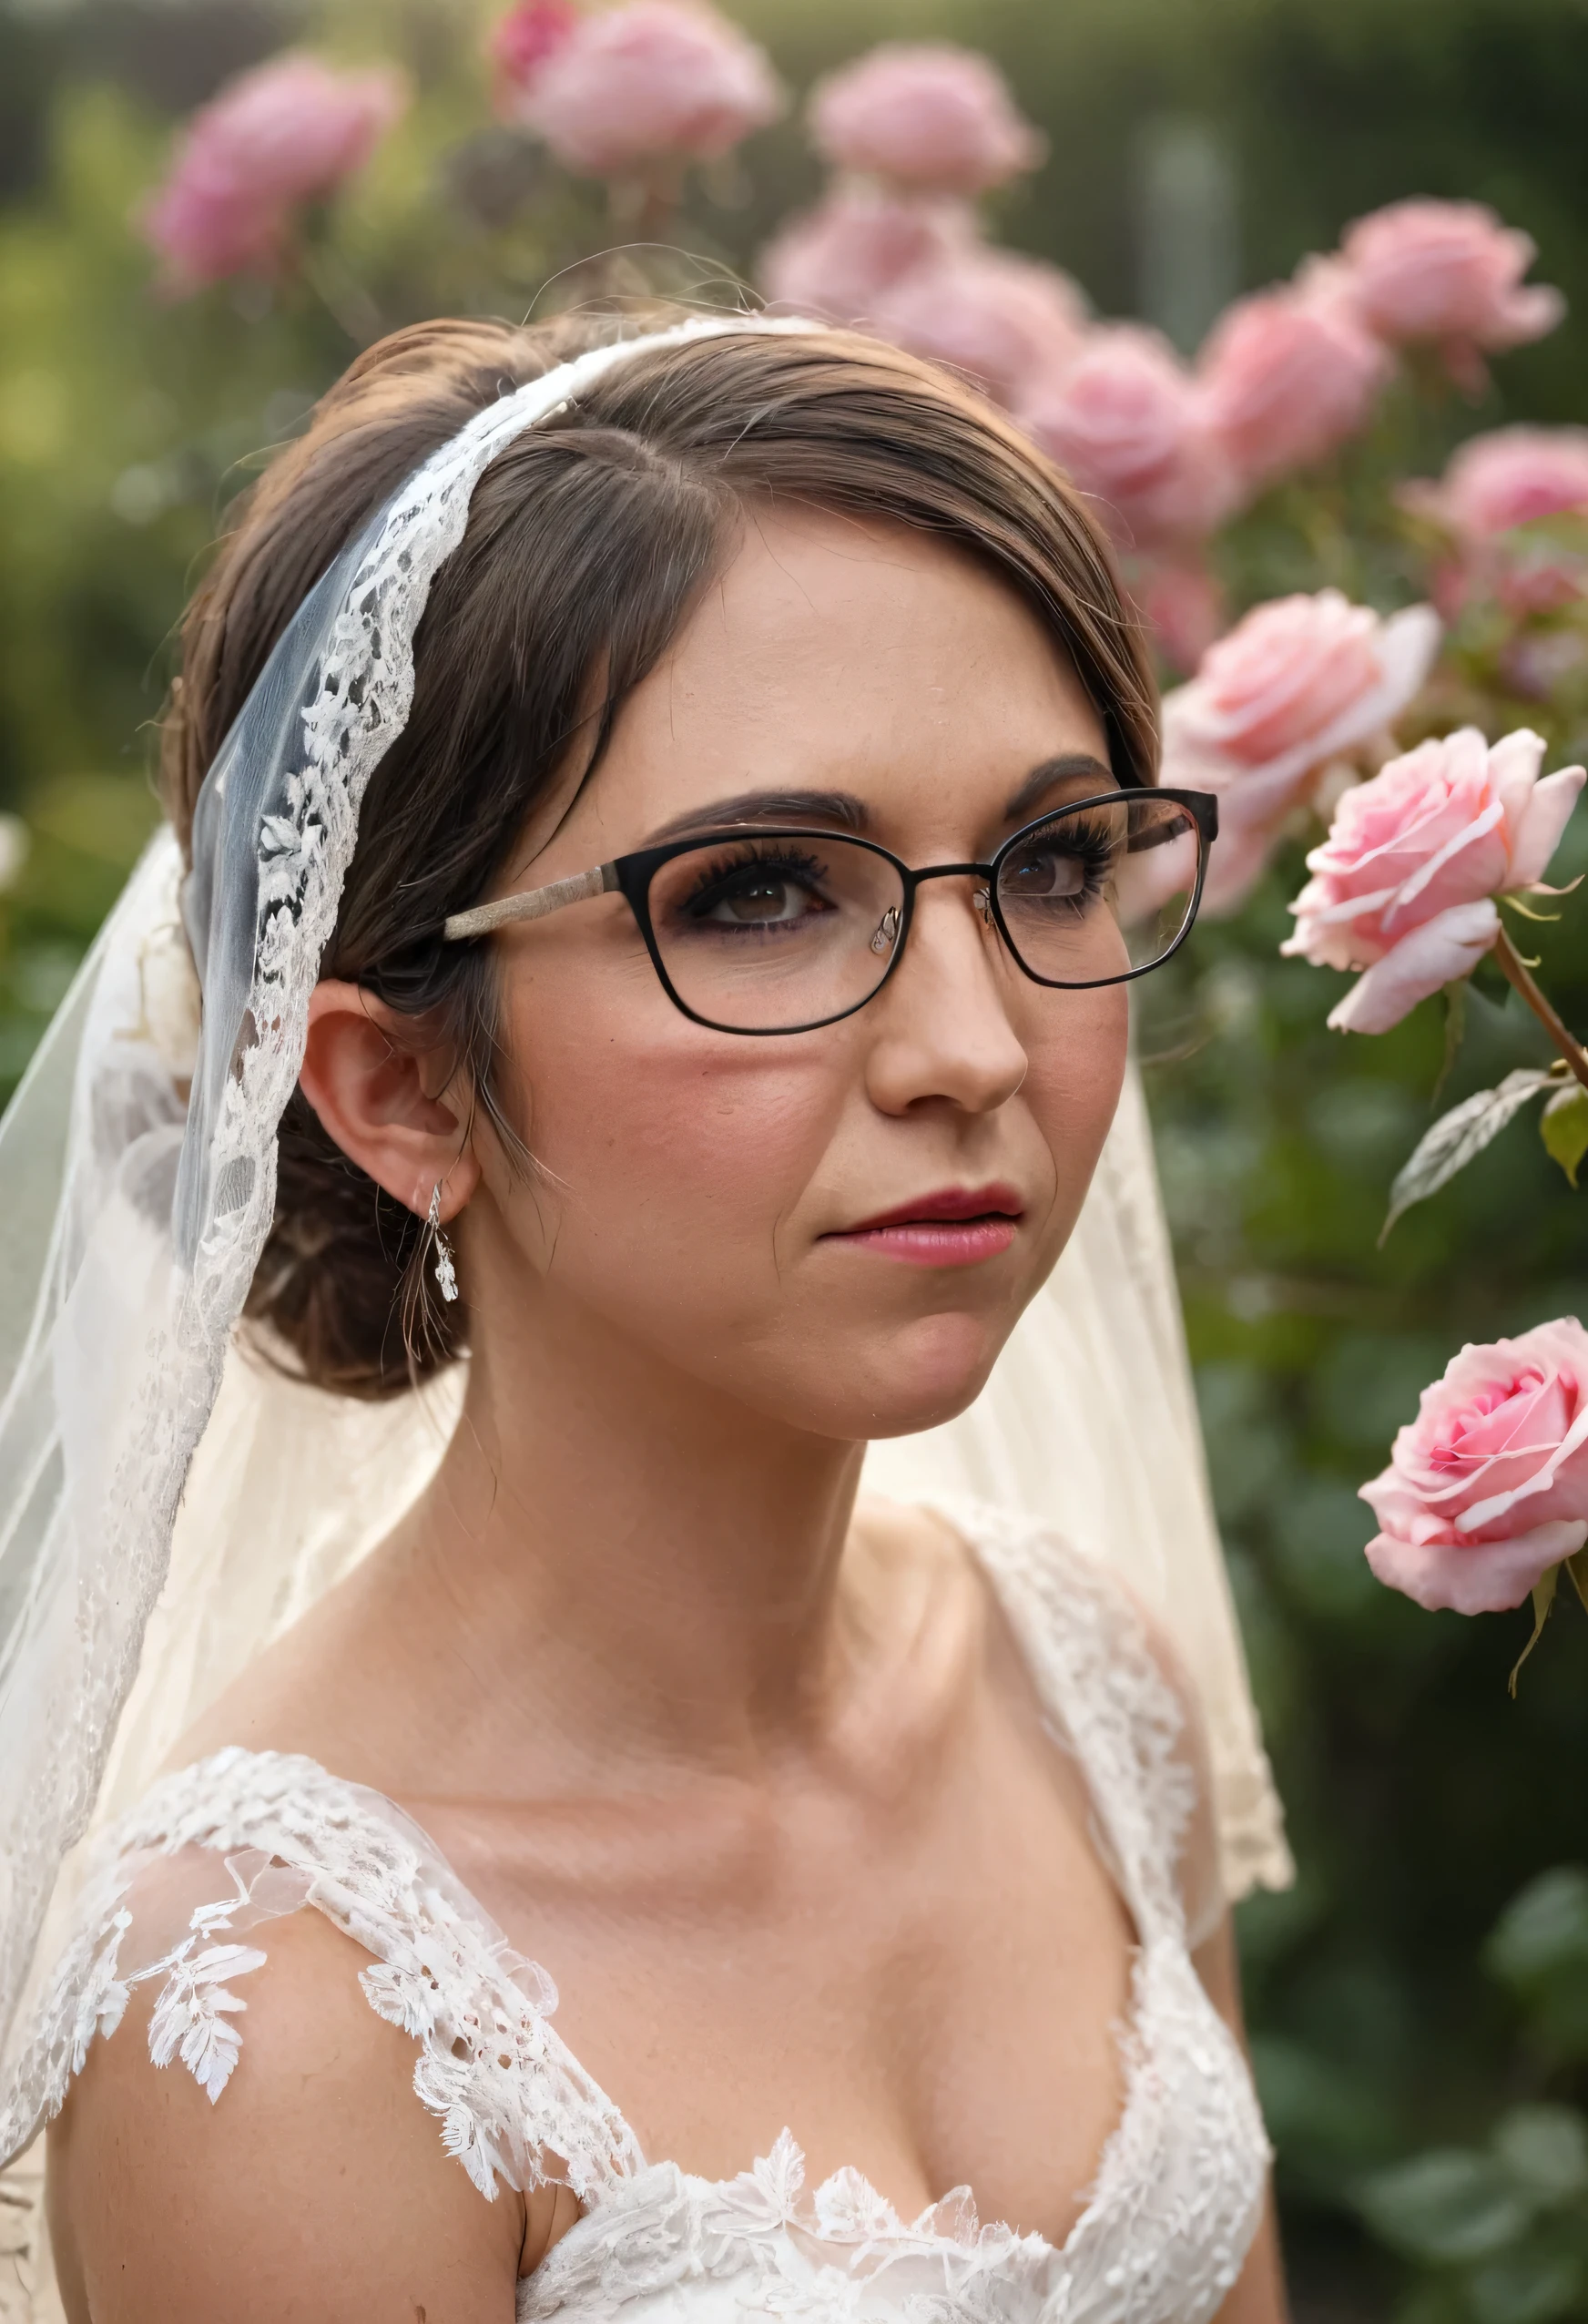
left=136, top=1506, right=1162, bottom=2267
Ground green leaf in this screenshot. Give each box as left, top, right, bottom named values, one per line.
left=1492, top=2105, right=1588, bottom=2206
left=1512, top=1565, right=1561, bottom=1697
left=1486, top=1867, right=1588, bottom=1991
left=1382, top=1071, right=1555, bottom=1243
left=1470, top=2248, right=1583, bottom=2324
left=1542, top=1084, right=1588, bottom=1187
left=1357, top=2149, right=1534, bottom=2264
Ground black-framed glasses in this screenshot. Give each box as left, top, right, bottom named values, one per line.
left=442, top=788, right=1218, bottom=1036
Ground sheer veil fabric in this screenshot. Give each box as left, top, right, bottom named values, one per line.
left=0, top=314, right=1288, bottom=2319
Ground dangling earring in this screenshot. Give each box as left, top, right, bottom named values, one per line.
left=428, top=1182, right=459, bottom=1304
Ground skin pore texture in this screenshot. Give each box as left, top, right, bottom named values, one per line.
left=47, top=509, right=1286, bottom=2323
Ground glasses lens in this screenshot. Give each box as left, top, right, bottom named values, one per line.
left=646, top=834, right=907, bottom=1031
left=995, top=793, right=1203, bottom=985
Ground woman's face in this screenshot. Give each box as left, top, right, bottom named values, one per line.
left=468, top=507, right=1128, bottom=1442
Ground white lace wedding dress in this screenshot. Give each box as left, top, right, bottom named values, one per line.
left=3, top=1505, right=1269, bottom=2321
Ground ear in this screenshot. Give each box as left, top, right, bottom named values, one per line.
left=299, top=981, right=481, bottom=1223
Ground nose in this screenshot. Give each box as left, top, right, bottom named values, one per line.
left=863, top=877, right=1029, bottom=1117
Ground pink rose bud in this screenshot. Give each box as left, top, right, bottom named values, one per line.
left=510, top=1, right=783, bottom=176
left=868, top=244, right=1089, bottom=409
left=1339, top=199, right=1564, bottom=385
left=1160, top=588, right=1440, bottom=914
left=1198, top=285, right=1390, bottom=498
left=1019, top=324, right=1236, bottom=550
left=809, top=43, right=1044, bottom=197
left=759, top=188, right=972, bottom=324
left=142, top=53, right=407, bottom=292
left=488, top=1, right=579, bottom=102
left=1282, top=727, right=1586, bottom=1033
left=1362, top=1321, right=1588, bottom=1614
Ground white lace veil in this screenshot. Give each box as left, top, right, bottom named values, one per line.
left=0, top=315, right=1289, bottom=2193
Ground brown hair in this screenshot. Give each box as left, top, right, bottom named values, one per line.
left=162, top=306, right=1158, bottom=1398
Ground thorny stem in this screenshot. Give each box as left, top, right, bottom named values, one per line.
left=1493, top=923, right=1588, bottom=1093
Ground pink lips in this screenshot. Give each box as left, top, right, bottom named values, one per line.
left=823, top=1183, right=1023, bottom=1268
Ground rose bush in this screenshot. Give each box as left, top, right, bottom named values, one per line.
left=1161, top=590, right=1441, bottom=912
left=808, top=43, right=1043, bottom=195
left=1282, top=726, right=1585, bottom=1032
left=1360, top=1322, right=1588, bottom=1614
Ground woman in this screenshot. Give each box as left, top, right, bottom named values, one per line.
left=0, top=311, right=1281, bottom=2319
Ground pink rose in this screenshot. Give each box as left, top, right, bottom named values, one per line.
left=1198, top=285, right=1390, bottom=498
left=1409, top=428, right=1588, bottom=542
left=1402, top=428, right=1588, bottom=618
left=511, top=2, right=783, bottom=176
left=1362, top=1321, right=1588, bottom=1614
left=809, top=43, right=1043, bottom=196
left=142, top=53, right=406, bottom=290
left=1019, top=325, right=1236, bottom=549
left=1282, top=727, right=1585, bottom=1033
left=759, top=188, right=971, bottom=324
left=1161, top=589, right=1440, bottom=913
left=1339, top=199, right=1564, bottom=386
left=489, top=1, right=579, bottom=101
left=869, top=245, right=1089, bottom=408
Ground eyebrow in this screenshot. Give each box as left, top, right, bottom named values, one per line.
left=644, top=789, right=870, bottom=844
left=1003, top=754, right=1118, bottom=826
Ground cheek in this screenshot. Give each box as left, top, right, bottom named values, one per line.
left=502, top=966, right=844, bottom=1285
left=1021, top=988, right=1130, bottom=1218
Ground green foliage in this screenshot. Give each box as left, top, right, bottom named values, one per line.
left=1542, top=1084, right=1588, bottom=1188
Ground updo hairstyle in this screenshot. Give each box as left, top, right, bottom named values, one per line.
left=159, top=307, right=1157, bottom=1397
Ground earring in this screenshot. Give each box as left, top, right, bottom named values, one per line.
left=427, top=1181, right=459, bottom=1304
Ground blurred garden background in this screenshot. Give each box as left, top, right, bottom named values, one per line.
left=8, top=0, right=1588, bottom=2315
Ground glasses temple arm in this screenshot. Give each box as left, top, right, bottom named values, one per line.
left=443, top=861, right=620, bottom=942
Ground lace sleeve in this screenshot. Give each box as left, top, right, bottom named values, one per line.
left=0, top=1749, right=643, bottom=2214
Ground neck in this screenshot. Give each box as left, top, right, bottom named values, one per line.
left=400, top=1278, right=870, bottom=1779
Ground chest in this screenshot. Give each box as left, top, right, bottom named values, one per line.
left=414, top=1687, right=1138, bottom=2247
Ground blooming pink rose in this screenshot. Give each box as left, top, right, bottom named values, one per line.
left=869, top=245, right=1089, bottom=407
left=809, top=43, right=1043, bottom=196
left=1282, top=727, right=1585, bottom=1032
left=511, top=2, right=783, bottom=176
left=1409, top=427, right=1588, bottom=542
left=1402, top=428, right=1588, bottom=617
left=1019, top=325, right=1236, bottom=549
left=142, top=53, right=406, bottom=290
left=759, top=189, right=970, bottom=323
left=1361, top=1321, right=1588, bottom=1614
left=1198, top=286, right=1390, bottom=497
left=1161, top=590, right=1441, bottom=913
left=489, top=1, right=578, bottom=102
left=1339, top=199, right=1564, bottom=384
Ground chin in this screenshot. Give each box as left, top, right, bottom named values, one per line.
left=835, top=1308, right=1007, bottom=1443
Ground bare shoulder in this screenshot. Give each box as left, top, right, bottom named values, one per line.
left=47, top=1888, right=523, bottom=2323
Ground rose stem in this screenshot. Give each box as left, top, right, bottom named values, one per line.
left=1493, top=923, right=1588, bottom=1093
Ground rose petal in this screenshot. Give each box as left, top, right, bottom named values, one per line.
left=1365, top=1519, right=1585, bottom=1614
left=1326, top=898, right=1499, bottom=1032
left=1509, top=764, right=1586, bottom=888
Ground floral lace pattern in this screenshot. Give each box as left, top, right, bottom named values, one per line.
left=3, top=1508, right=1270, bottom=2321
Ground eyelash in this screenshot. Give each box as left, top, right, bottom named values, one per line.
left=681, top=843, right=828, bottom=913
